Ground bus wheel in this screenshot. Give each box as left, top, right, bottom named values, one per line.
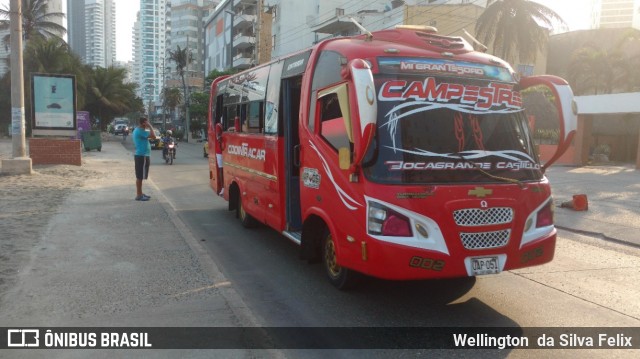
left=237, top=197, right=258, bottom=228
left=323, top=231, right=359, bottom=290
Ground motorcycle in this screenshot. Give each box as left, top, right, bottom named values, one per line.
left=163, top=140, right=176, bottom=165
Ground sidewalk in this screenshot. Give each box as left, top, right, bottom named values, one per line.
left=546, top=165, right=640, bottom=248
left=0, top=139, right=267, bottom=358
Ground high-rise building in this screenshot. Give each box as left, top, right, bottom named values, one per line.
left=133, top=0, right=167, bottom=109
left=593, top=0, right=640, bottom=29
left=204, top=0, right=271, bottom=72
left=203, top=0, right=488, bottom=73
left=67, top=0, right=116, bottom=67
left=166, top=0, right=218, bottom=92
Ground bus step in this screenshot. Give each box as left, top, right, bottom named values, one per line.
left=282, top=231, right=302, bottom=245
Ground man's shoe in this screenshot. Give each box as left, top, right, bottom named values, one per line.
left=135, top=195, right=150, bottom=201
left=142, top=194, right=151, bottom=199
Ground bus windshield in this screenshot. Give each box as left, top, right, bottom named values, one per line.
left=363, top=64, right=542, bottom=185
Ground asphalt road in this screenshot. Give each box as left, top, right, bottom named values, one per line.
left=124, top=138, right=640, bottom=358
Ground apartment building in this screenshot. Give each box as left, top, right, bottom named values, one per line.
left=593, top=0, right=640, bottom=29
left=67, top=0, right=117, bottom=68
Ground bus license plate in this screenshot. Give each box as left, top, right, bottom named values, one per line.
left=471, top=256, right=499, bottom=275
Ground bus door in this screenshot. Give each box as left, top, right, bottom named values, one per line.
left=282, top=75, right=302, bottom=231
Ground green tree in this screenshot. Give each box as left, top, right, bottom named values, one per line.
left=566, top=34, right=640, bottom=95
left=205, top=68, right=236, bottom=89
left=23, top=37, right=88, bottom=107
left=4, top=37, right=87, bottom=134
left=567, top=46, right=613, bottom=95
left=474, top=0, right=565, bottom=64
left=84, top=66, right=141, bottom=130
left=188, top=91, right=208, bottom=121
left=188, top=91, right=209, bottom=135
left=162, top=87, right=182, bottom=125
left=0, top=0, right=67, bottom=46
left=168, top=46, right=192, bottom=107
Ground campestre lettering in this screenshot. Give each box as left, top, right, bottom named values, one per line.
left=378, top=77, right=522, bottom=111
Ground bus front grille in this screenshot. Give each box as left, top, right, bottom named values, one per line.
left=460, top=229, right=511, bottom=250
left=453, top=207, right=513, bottom=227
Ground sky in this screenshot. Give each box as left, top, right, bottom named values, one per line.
left=1, top=0, right=596, bottom=62
left=108, top=0, right=595, bottom=62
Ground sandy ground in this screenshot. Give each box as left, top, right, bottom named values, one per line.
left=0, top=139, right=101, bottom=302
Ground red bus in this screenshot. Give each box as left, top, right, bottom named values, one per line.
left=206, top=26, right=577, bottom=289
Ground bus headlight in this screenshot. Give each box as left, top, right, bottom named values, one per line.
left=368, top=202, right=412, bottom=237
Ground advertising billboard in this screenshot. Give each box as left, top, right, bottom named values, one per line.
left=31, top=74, right=77, bottom=136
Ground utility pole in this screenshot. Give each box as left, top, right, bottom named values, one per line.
left=157, top=58, right=168, bottom=131
left=2, top=0, right=32, bottom=175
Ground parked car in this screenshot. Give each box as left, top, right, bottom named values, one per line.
left=149, top=129, right=163, bottom=150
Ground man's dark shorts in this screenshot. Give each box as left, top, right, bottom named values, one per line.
left=135, top=155, right=150, bottom=180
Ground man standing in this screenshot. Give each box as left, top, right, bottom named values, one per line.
left=133, top=117, right=157, bottom=201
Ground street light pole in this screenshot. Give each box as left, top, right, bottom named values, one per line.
left=2, top=0, right=32, bottom=175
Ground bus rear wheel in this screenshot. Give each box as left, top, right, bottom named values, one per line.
left=237, top=197, right=258, bottom=228
left=322, top=231, right=359, bottom=290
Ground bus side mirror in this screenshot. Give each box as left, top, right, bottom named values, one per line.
left=346, top=59, right=377, bottom=169
left=519, top=75, right=578, bottom=171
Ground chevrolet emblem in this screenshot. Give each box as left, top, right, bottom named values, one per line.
left=468, top=187, right=493, bottom=198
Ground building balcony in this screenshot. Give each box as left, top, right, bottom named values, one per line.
left=233, top=34, right=256, bottom=50
left=310, top=8, right=358, bottom=35
left=233, top=0, right=256, bottom=7
left=234, top=14, right=256, bottom=31
left=233, top=53, right=253, bottom=69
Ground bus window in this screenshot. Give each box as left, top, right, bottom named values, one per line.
left=265, top=61, right=284, bottom=135
left=225, top=105, right=238, bottom=131
left=247, top=101, right=263, bottom=133
left=319, top=93, right=349, bottom=152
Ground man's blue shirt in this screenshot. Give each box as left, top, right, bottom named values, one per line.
left=133, top=127, right=151, bottom=156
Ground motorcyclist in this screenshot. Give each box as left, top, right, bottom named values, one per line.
left=162, top=130, right=177, bottom=159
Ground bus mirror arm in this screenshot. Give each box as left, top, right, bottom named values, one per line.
left=519, top=75, right=577, bottom=171
left=347, top=58, right=377, bottom=173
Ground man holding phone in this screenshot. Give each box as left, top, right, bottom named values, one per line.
left=133, top=117, right=157, bottom=201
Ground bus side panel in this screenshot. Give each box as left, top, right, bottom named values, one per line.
left=263, top=135, right=285, bottom=231
left=299, top=133, right=368, bottom=271
left=224, top=134, right=272, bottom=224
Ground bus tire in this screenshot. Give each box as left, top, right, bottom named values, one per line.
left=237, top=197, right=258, bottom=228
left=322, top=230, right=359, bottom=290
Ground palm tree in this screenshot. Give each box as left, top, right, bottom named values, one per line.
left=169, top=45, right=193, bottom=139
left=474, top=0, right=565, bottom=64
left=0, top=0, right=67, bottom=47
left=23, top=36, right=87, bottom=107
left=85, top=66, right=141, bottom=130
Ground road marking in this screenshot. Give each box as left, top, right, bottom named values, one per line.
left=172, top=281, right=232, bottom=298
